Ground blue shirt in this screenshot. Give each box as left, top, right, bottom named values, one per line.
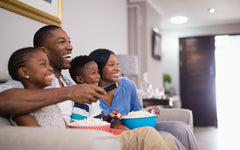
left=100, top=78, right=143, bottom=117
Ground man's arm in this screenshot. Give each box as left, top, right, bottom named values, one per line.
left=0, top=84, right=105, bottom=115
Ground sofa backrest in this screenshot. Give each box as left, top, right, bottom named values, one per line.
left=0, top=115, right=11, bottom=126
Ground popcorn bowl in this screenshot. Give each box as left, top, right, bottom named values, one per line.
left=121, top=115, right=157, bottom=129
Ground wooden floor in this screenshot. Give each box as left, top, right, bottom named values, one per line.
left=194, top=126, right=239, bottom=150
left=194, top=127, right=218, bottom=150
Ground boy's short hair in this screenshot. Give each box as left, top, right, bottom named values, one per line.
left=69, top=55, right=94, bottom=83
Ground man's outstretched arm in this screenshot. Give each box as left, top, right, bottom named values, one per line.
left=0, top=84, right=105, bottom=115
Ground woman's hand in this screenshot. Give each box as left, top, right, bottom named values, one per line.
left=109, top=110, right=122, bottom=120
left=102, top=110, right=122, bottom=122
left=148, top=107, right=160, bottom=116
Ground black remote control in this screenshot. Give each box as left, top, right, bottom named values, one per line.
left=101, top=82, right=118, bottom=92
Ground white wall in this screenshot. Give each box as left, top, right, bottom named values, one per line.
left=161, top=23, right=240, bottom=94
left=0, top=0, right=128, bottom=80
left=146, top=3, right=163, bottom=90
left=0, top=8, right=45, bottom=81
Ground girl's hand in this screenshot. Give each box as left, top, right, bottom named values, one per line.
left=148, top=107, right=160, bottom=116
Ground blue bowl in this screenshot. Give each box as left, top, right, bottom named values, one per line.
left=121, top=115, right=157, bottom=129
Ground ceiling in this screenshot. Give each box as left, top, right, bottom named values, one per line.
left=146, top=0, right=240, bottom=29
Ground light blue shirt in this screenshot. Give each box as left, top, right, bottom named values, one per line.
left=100, top=78, right=143, bottom=118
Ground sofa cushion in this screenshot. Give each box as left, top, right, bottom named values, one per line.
left=0, top=126, right=121, bottom=150
left=0, top=115, right=11, bottom=126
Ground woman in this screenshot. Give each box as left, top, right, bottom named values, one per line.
left=89, top=48, right=200, bottom=150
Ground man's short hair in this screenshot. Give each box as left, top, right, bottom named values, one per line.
left=33, top=25, right=61, bottom=47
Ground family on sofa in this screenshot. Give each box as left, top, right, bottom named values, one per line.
left=0, top=25, right=199, bottom=150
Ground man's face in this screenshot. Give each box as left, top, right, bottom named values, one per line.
left=43, top=28, right=73, bottom=71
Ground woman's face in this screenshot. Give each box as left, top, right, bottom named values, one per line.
left=101, top=54, right=120, bottom=85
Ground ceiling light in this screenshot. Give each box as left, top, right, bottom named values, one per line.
left=209, top=8, right=216, bottom=13
left=170, top=16, right=188, bottom=24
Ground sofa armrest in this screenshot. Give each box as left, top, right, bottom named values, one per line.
left=158, top=108, right=193, bottom=131
left=0, top=126, right=121, bottom=150
left=144, top=107, right=193, bottom=131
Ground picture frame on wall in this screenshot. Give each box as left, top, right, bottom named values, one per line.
left=0, top=0, right=62, bottom=26
left=152, top=29, right=161, bottom=60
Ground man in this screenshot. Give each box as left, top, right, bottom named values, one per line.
left=0, top=25, right=105, bottom=124
left=0, top=25, right=178, bottom=150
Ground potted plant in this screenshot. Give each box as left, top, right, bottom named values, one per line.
left=163, top=73, right=172, bottom=96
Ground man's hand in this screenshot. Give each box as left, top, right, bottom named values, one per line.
left=69, top=84, right=106, bottom=104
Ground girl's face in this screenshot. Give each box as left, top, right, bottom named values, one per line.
left=77, top=61, right=100, bottom=86
left=101, top=54, right=120, bottom=85
left=22, top=50, right=53, bottom=89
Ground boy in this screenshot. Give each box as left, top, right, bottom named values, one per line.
left=69, top=55, right=178, bottom=150
left=69, top=55, right=121, bottom=123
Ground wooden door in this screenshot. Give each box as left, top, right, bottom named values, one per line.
left=180, top=36, right=217, bottom=127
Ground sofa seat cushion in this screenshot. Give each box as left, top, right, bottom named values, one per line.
left=0, top=115, right=11, bottom=126
left=0, top=126, right=121, bottom=150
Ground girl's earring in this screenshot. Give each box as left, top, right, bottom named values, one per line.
left=26, top=76, right=29, bottom=79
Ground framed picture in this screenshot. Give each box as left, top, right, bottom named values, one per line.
left=0, top=0, right=62, bottom=26
left=152, top=29, right=161, bottom=60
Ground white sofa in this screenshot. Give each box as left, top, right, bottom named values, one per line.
left=0, top=108, right=193, bottom=150
left=156, top=108, right=194, bottom=131
left=0, top=116, right=121, bottom=150
left=0, top=78, right=193, bottom=149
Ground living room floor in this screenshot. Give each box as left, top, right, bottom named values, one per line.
left=194, top=127, right=217, bottom=150
left=194, top=126, right=239, bottom=150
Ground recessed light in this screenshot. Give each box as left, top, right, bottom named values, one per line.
left=170, top=16, right=188, bottom=24
left=209, top=8, right=216, bottom=13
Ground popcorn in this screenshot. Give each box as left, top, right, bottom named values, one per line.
left=122, top=110, right=155, bottom=118
left=70, top=118, right=109, bottom=126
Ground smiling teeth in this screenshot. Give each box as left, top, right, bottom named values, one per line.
left=63, top=53, right=72, bottom=58
left=63, top=53, right=72, bottom=61
left=46, top=75, right=53, bottom=79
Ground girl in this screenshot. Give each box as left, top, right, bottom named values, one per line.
left=8, top=47, right=67, bottom=128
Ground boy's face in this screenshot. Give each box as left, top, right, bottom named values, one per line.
left=22, top=50, right=53, bottom=89
left=77, top=61, right=100, bottom=86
